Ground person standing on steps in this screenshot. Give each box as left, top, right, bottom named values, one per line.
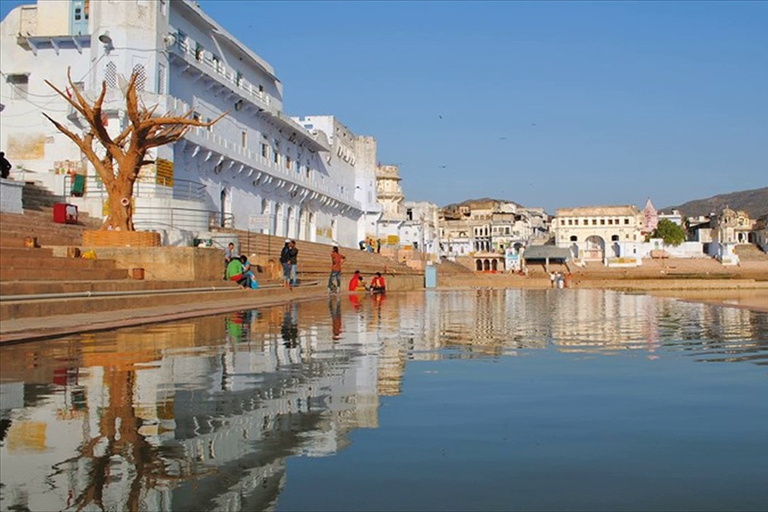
left=328, top=246, right=346, bottom=293
left=0, top=152, right=12, bottom=179
left=280, top=239, right=292, bottom=288
left=287, top=239, right=299, bottom=289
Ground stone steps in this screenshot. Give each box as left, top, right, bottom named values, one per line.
left=0, top=286, right=263, bottom=321
left=734, top=243, right=768, bottom=262
left=0, top=279, right=234, bottom=296
left=1, top=267, right=130, bottom=282
left=226, top=230, right=422, bottom=276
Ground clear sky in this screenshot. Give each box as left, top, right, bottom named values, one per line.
left=2, top=1, right=766, bottom=213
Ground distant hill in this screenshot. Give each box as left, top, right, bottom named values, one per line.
left=441, top=197, right=522, bottom=211
left=662, top=186, right=768, bottom=219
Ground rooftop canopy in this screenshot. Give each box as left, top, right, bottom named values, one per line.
left=522, top=245, right=571, bottom=261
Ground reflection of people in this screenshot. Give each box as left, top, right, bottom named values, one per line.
left=348, top=270, right=366, bottom=291
left=226, top=310, right=251, bottom=342
left=370, top=272, right=386, bottom=294
left=329, top=296, right=342, bottom=340
left=328, top=246, right=346, bottom=293
left=348, top=293, right=362, bottom=311
left=281, top=304, right=299, bottom=347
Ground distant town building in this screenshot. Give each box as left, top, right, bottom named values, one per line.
left=554, top=205, right=642, bottom=263
left=438, top=199, right=549, bottom=271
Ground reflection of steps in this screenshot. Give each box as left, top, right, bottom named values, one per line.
left=734, top=244, right=768, bottom=261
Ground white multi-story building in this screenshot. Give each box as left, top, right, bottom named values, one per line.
left=401, top=200, right=439, bottom=260
left=292, top=115, right=382, bottom=244
left=0, top=0, right=365, bottom=247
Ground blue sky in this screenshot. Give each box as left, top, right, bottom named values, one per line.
left=2, top=1, right=766, bottom=212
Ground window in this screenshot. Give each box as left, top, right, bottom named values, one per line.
left=570, top=235, right=578, bottom=242
left=241, top=131, right=247, bottom=147
left=261, top=143, right=268, bottom=158
left=600, top=219, right=605, bottom=225
left=273, top=149, right=279, bottom=165
left=624, top=218, right=629, bottom=225
left=104, top=61, right=117, bottom=89
left=286, top=155, right=292, bottom=170
left=592, top=219, right=597, bottom=225
left=6, top=74, right=28, bottom=99
left=611, top=235, right=619, bottom=241
left=608, top=219, right=613, bottom=225
left=132, top=64, right=146, bottom=92
left=568, top=219, right=573, bottom=225
left=406, top=208, right=413, bottom=221
left=195, top=42, right=204, bottom=61
left=236, top=71, right=243, bottom=86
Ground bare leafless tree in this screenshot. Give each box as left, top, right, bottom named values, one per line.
left=44, top=69, right=224, bottom=231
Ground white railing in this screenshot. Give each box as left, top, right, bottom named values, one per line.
left=183, top=124, right=358, bottom=207
left=63, top=174, right=206, bottom=203
left=175, top=40, right=271, bottom=108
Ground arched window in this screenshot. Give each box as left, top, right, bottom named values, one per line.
left=570, top=235, right=578, bottom=242
left=611, top=234, right=620, bottom=242
left=476, top=259, right=483, bottom=271
left=483, top=259, right=490, bottom=271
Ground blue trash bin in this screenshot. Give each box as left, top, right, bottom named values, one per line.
left=425, top=264, right=437, bottom=288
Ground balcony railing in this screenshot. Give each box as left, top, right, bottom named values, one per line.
left=63, top=174, right=207, bottom=202
left=133, top=206, right=234, bottom=232
left=174, top=39, right=271, bottom=108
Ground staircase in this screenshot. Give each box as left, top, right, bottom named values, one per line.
left=734, top=243, right=768, bottom=262
left=222, top=230, right=423, bottom=280
left=21, top=180, right=67, bottom=211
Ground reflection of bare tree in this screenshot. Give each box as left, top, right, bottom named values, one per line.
left=54, top=367, right=193, bottom=511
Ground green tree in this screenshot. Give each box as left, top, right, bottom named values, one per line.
left=652, top=219, right=686, bottom=246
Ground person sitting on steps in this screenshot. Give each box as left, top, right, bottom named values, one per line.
left=370, top=272, right=386, bottom=294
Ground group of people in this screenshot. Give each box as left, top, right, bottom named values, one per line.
left=358, top=237, right=381, bottom=253
left=224, top=242, right=259, bottom=289
left=347, top=270, right=386, bottom=294
left=329, top=246, right=386, bottom=295
left=224, top=240, right=388, bottom=295
left=549, top=271, right=573, bottom=289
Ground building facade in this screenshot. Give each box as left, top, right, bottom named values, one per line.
left=0, top=0, right=366, bottom=247
left=554, top=205, right=642, bottom=263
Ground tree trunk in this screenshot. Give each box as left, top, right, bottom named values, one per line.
left=103, top=180, right=135, bottom=231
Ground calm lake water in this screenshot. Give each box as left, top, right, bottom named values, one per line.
left=1, top=289, right=767, bottom=511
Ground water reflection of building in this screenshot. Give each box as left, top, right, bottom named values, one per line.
left=1, top=291, right=765, bottom=510
left=0, top=301, right=381, bottom=511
